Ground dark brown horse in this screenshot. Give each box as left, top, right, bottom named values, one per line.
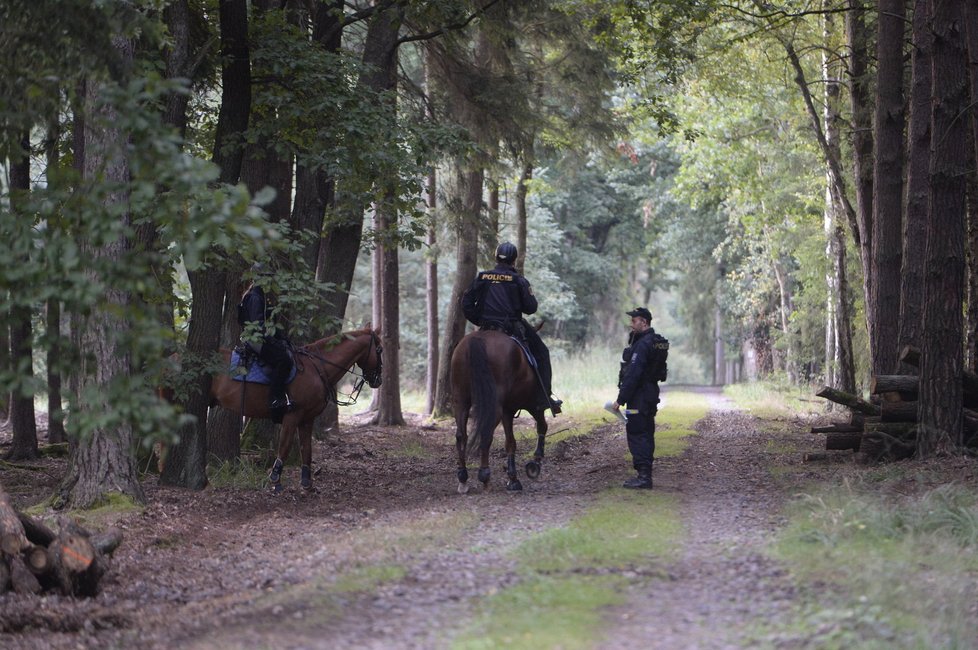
left=210, top=327, right=382, bottom=492
left=451, top=329, right=549, bottom=493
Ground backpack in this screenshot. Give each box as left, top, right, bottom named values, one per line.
left=648, top=334, right=669, bottom=383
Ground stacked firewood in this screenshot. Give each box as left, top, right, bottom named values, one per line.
left=813, top=346, right=978, bottom=463
left=0, top=485, right=122, bottom=596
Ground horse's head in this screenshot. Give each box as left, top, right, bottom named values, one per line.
left=357, top=328, right=383, bottom=389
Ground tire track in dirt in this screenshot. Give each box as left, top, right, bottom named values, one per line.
left=598, top=387, right=802, bottom=649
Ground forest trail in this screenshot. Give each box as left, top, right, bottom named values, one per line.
left=0, top=387, right=817, bottom=649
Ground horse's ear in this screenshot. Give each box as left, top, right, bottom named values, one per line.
left=373, top=325, right=382, bottom=336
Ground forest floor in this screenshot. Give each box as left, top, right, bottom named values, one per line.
left=0, top=386, right=975, bottom=648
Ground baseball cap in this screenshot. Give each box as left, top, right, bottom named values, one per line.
left=626, top=307, right=652, bottom=322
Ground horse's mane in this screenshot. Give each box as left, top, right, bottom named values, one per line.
left=304, top=327, right=376, bottom=352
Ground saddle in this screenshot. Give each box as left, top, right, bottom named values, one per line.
left=229, top=347, right=297, bottom=384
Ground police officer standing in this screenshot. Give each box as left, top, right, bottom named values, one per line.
left=611, top=307, right=669, bottom=489
left=238, top=263, right=293, bottom=423
left=462, top=242, right=561, bottom=415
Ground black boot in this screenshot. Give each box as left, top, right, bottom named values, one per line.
left=623, top=467, right=652, bottom=490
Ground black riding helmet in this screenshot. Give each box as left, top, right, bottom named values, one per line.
left=495, top=241, right=518, bottom=264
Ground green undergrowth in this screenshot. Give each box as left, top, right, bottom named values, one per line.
left=454, top=490, right=684, bottom=649
left=207, top=456, right=271, bottom=490
left=762, top=480, right=978, bottom=648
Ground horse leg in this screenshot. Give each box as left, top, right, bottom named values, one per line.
left=503, top=414, right=522, bottom=492
left=298, top=421, right=314, bottom=491
left=455, top=408, right=470, bottom=494
left=525, top=410, right=548, bottom=480
left=269, top=421, right=296, bottom=494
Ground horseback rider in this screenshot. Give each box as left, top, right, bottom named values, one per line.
left=462, top=242, right=562, bottom=415
left=238, top=262, right=293, bottom=423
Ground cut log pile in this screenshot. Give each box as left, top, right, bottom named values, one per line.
left=0, top=484, right=122, bottom=597
left=813, top=345, right=978, bottom=463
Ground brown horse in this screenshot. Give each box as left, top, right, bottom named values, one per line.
left=209, top=327, right=382, bottom=492
left=451, top=329, right=549, bottom=493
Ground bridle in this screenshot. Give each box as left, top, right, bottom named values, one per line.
left=296, top=330, right=383, bottom=406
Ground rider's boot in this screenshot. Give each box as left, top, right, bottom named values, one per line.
left=622, top=466, right=653, bottom=490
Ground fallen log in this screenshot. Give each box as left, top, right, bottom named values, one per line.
left=870, top=374, right=919, bottom=396
left=815, top=386, right=881, bottom=415
left=0, top=485, right=122, bottom=597
left=878, top=401, right=978, bottom=434
left=859, top=431, right=916, bottom=464
left=812, top=423, right=863, bottom=434
left=825, top=431, right=862, bottom=451
left=898, top=346, right=978, bottom=408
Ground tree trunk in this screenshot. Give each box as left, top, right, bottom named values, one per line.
left=965, top=2, right=978, bottom=371
left=845, top=0, right=875, bottom=321
left=43, top=121, right=66, bottom=445
left=918, top=0, right=969, bottom=457
left=46, top=298, right=66, bottom=444
left=871, top=0, right=907, bottom=375
left=7, top=133, right=38, bottom=461
left=515, top=160, right=532, bottom=276
left=434, top=165, right=483, bottom=416
left=425, top=166, right=439, bottom=417
left=899, top=0, right=932, bottom=373
left=822, top=11, right=856, bottom=394
left=164, top=0, right=250, bottom=487
left=60, top=38, right=145, bottom=508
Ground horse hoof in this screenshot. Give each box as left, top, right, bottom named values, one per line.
left=525, top=461, right=541, bottom=480
left=300, top=465, right=312, bottom=490
left=477, top=467, right=491, bottom=484
left=507, top=480, right=523, bottom=492
left=458, top=482, right=470, bottom=495
left=270, top=482, right=283, bottom=495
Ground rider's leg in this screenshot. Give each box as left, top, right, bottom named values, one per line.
left=523, top=324, right=561, bottom=413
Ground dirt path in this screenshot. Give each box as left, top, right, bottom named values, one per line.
left=599, top=389, right=802, bottom=649
left=0, top=387, right=815, bottom=648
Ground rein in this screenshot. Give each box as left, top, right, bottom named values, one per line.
left=295, top=331, right=382, bottom=407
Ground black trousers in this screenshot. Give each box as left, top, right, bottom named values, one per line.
left=522, top=321, right=553, bottom=395
left=259, top=338, right=292, bottom=401
left=625, top=408, right=656, bottom=471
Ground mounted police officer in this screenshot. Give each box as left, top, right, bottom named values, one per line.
left=238, top=263, right=293, bottom=423
left=462, top=242, right=562, bottom=415
left=611, top=306, right=669, bottom=489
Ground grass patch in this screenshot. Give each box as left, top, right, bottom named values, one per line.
left=453, top=575, right=627, bottom=650
left=332, top=564, right=407, bottom=593
left=207, top=457, right=270, bottom=490
left=390, top=438, right=429, bottom=458
left=764, top=482, right=978, bottom=648
left=654, top=389, right=711, bottom=457
left=454, top=490, right=684, bottom=649
left=724, top=380, right=822, bottom=419
left=518, top=490, right=683, bottom=573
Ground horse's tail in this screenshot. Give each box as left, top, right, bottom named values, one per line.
left=467, top=337, right=498, bottom=455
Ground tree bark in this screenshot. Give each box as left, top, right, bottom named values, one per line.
left=434, top=165, right=483, bottom=416
left=60, top=38, right=145, bottom=507
left=918, top=0, right=969, bottom=457
left=164, top=0, right=250, bottom=487
left=845, top=0, right=875, bottom=322
left=515, top=160, right=532, bottom=276
left=46, top=298, right=66, bottom=444
left=425, top=166, right=439, bottom=417
left=871, top=0, right=907, bottom=375
left=822, top=10, right=856, bottom=394
left=899, top=0, right=932, bottom=373
left=7, top=133, right=38, bottom=461
left=965, top=2, right=978, bottom=371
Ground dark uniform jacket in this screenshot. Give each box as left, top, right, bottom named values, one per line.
left=238, top=285, right=287, bottom=343
left=617, top=328, right=669, bottom=413
left=462, top=263, right=538, bottom=327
